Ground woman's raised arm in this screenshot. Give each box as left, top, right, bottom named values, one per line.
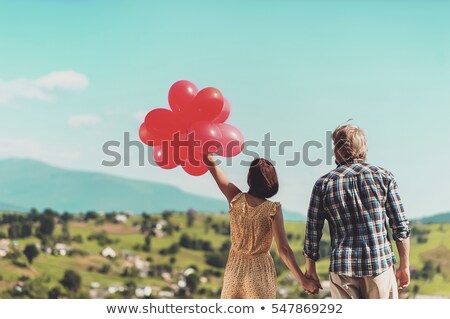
left=204, top=154, right=241, bottom=204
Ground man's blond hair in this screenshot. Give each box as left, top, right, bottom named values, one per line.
left=332, top=124, right=367, bottom=161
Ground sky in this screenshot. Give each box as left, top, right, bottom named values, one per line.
left=0, top=0, right=449, bottom=218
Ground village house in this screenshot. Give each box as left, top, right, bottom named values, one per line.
left=135, top=286, right=152, bottom=298
left=101, top=247, right=117, bottom=258
left=54, top=243, right=71, bottom=256
left=107, top=283, right=125, bottom=295
left=0, top=239, right=10, bottom=257
left=114, top=214, right=128, bottom=224
left=120, top=254, right=150, bottom=277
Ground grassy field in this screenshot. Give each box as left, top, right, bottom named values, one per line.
left=0, top=212, right=449, bottom=298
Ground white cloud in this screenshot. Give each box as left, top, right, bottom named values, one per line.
left=133, top=110, right=147, bottom=122
left=0, top=70, right=89, bottom=105
left=0, top=138, right=82, bottom=161
left=68, top=114, right=101, bottom=127
left=36, top=71, right=88, bottom=91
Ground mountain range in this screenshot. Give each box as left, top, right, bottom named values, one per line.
left=0, top=158, right=306, bottom=221
left=420, top=212, right=450, bottom=224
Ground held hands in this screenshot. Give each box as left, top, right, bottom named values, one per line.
left=301, top=277, right=321, bottom=295
left=396, top=266, right=410, bottom=290
left=304, top=270, right=322, bottom=295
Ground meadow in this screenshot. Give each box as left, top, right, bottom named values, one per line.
left=0, top=210, right=448, bottom=298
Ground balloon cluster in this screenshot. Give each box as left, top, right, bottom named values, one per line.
left=138, top=80, right=244, bottom=176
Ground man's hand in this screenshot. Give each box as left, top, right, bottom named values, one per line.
left=304, top=257, right=322, bottom=294
left=396, top=266, right=410, bottom=290
left=394, top=237, right=410, bottom=291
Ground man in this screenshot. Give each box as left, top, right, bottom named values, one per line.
left=304, top=124, right=410, bottom=298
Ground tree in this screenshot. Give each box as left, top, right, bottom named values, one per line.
left=413, top=285, right=420, bottom=297
left=122, top=281, right=137, bottom=298
left=143, top=234, right=151, bottom=252
left=161, top=210, right=173, bottom=220
left=98, top=264, right=111, bottom=274
left=159, top=243, right=179, bottom=255
left=61, top=212, right=72, bottom=223
left=7, top=221, right=33, bottom=239
left=422, top=260, right=436, bottom=280
left=29, top=208, right=40, bottom=222
left=205, top=253, right=228, bottom=268
left=186, top=273, right=199, bottom=293
left=220, top=240, right=231, bottom=253
left=140, top=213, right=153, bottom=233
left=23, top=244, right=39, bottom=265
left=21, top=222, right=33, bottom=238
left=8, top=222, right=22, bottom=239
left=61, top=221, right=70, bottom=242
left=417, top=236, right=428, bottom=244
left=121, top=267, right=139, bottom=278
left=201, top=241, right=213, bottom=252
left=187, top=212, right=195, bottom=228
left=165, top=222, right=173, bottom=236
left=204, top=216, right=213, bottom=234
left=180, top=234, right=192, bottom=248
left=39, top=211, right=55, bottom=236
left=60, top=270, right=82, bottom=292
left=84, top=211, right=98, bottom=221
left=48, top=286, right=63, bottom=299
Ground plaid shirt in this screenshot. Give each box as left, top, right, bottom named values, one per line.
left=304, top=160, right=410, bottom=277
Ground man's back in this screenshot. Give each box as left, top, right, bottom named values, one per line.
left=304, top=159, right=410, bottom=277
left=304, top=124, right=411, bottom=298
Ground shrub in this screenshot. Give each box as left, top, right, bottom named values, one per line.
left=60, top=270, right=82, bottom=292
left=68, top=249, right=88, bottom=257
left=205, top=253, right=228, bottom=268
left=23, top=244, right=39, bottom=264
left=98, top=264, right=111, bottom=274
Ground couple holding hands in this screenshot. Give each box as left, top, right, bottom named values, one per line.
left=204, top=124, right=411, bottom=299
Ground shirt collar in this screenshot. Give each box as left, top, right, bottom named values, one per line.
left=336, top=158, right=365, bottom=167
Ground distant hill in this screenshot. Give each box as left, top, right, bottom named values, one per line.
left=420, top=212, right=450, bottom=224
left=0, top=202, right=27, bottom=212
left=283, top=211, right=306, bottom=222
left=0, top=158, right=306, bottom=220
left=0, top=158, right=226, bottom=213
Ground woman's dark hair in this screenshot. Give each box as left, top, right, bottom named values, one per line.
left=247, top=158, right=279, bottom=199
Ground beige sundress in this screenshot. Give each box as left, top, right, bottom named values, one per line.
left=221, top=192, right=280, bottom=299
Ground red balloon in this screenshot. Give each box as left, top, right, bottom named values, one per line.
left=217, top=124, right=244, bottom=157
left=170, top=132, right=191, bottom=165
left=153, top=143, right=178, bottom=169
left=176, top=132, right=202, bottom=165
left=212, top=98, right=231, bottom=123
left=189, top=87, right=224, bottom=123
left=168, top=80, right=198, bottom=113
left=182, top=160, right=209, bottom=176
left=190, top=121, right=222, bottom=154
left=144, top=108, right=181, bottom=143
left=139, top=123, right=155, bottom=146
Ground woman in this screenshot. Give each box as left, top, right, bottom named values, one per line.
left=204, top=155, right=319, bottom=298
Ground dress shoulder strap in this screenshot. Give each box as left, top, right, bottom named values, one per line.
left=269, top=201, right=281, bottom=217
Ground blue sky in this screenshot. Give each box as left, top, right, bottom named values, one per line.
left=0, top=0, right=449, bottom=218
